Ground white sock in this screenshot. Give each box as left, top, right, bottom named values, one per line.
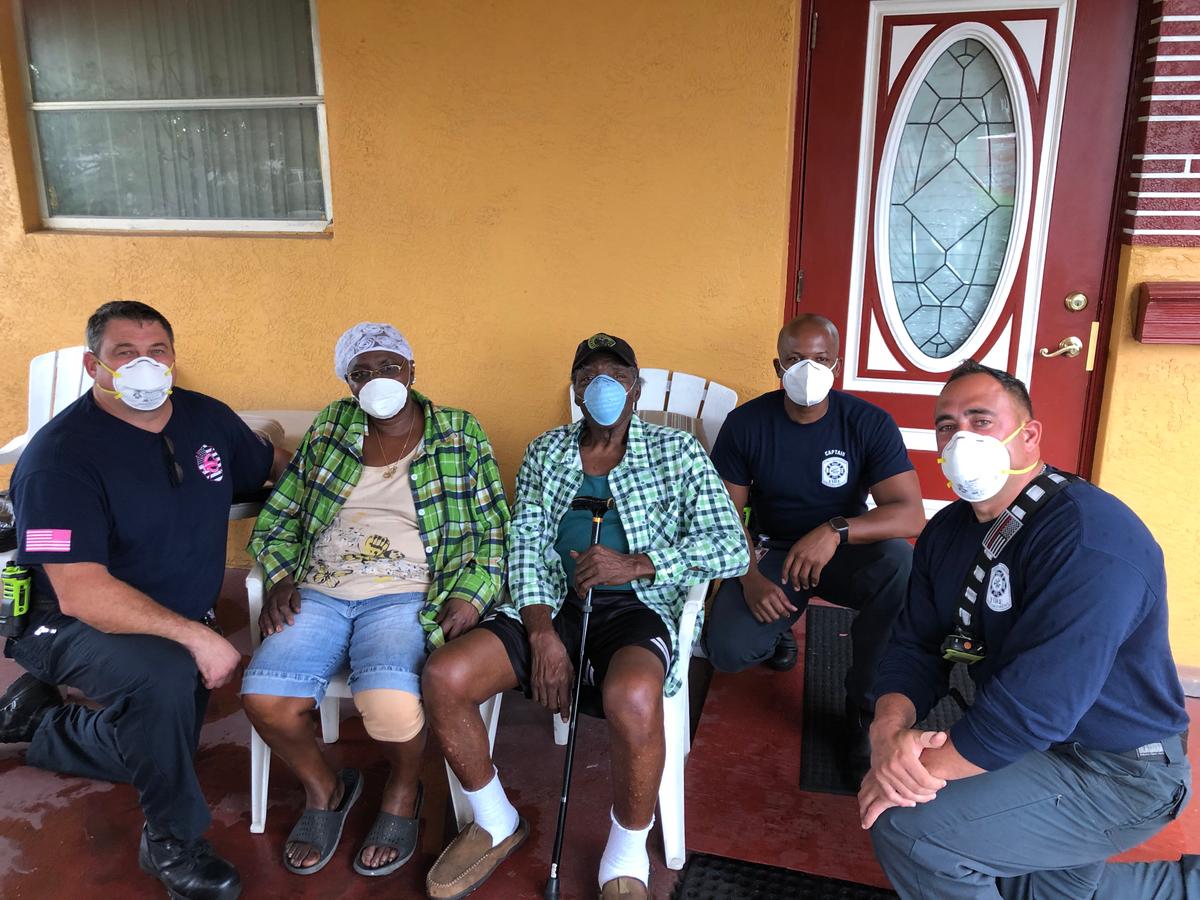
left=597, top=807, right=653, bottom=888
left=464, top=769, right=519, bottom=848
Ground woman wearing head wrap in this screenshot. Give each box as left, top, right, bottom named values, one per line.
left=241, top=323, right=509, bottom=878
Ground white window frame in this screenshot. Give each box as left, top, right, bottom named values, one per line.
left=13, top=0, right=333, bottom=234
left=872, top=23, right=1034, bottom=373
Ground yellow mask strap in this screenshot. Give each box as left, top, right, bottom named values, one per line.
left=95, top=360, right=121, bottom=397
left=1005, top=459, right=1040, bottom=476
left=1000, top=421, right=1027, bottom=446
left=96, top=359, right=121, bottom=397
left=1001, top=421, right=1039, bottom=475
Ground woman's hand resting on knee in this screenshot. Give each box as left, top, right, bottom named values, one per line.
left=260, top=577, right=302, bottom=637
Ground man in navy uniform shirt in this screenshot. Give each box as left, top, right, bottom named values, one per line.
left=0, top=301, right=287, bottom=900
left=704, top=315, right=924, bottom=764
left=864, top=360, right=1190, bottom=899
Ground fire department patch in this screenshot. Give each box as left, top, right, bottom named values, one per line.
left=195, top=444, right=225, bottom=482
left=986, top=563, right=1012, bottom=613
left=821, top=456, right=848, bottom=488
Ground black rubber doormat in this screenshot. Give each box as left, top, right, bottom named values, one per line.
left=672, top=852, right=897, bottom=899
left=799, top=605, right=974, bottom=795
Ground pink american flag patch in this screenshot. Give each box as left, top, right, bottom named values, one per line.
left=25, top=529, right=72, bottom=552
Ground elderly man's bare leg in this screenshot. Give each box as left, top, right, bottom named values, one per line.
left=600, top=645, right=666, bottom=897
left=423, top=628, right=529, bottom=900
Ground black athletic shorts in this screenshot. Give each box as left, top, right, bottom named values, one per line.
left=479, top=589, right=671, bottom=695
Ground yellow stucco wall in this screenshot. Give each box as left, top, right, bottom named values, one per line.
left=0, top=1, right=799, bottom=561
left=1093, top=244, right=1200, bottom=668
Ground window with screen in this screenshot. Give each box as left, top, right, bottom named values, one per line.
left=18, top=0, right=331, bottom=232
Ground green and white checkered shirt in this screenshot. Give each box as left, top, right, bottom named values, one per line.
left=248, top=391, right=509, bottom=649
left=500, top=414, right=749, bottom=697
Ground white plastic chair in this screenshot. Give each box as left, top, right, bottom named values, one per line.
left=244, top=563, right=502, bottom=834
left=568, top=367, right=738, bottom=451
left=228, top=409, right=319, bottom=520
left=235, top=410, right=323, bottom=456
left=0, top=347, right=93, bottom=464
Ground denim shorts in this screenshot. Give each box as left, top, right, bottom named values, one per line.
left=241, top=588, right=427, bottom=704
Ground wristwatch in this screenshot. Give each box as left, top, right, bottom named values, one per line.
left=828, top=516, right=850, bottom=545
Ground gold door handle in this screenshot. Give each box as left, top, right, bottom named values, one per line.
left=1039, top=336, right=1083, bottom=359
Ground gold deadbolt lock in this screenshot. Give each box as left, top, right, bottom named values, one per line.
left=1064, top=291, right=1088, bottom=312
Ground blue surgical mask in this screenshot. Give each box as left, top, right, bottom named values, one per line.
left=582, top=375, right=631, bottom=427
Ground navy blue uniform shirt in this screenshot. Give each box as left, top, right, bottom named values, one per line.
left=710, top=389, right=913, bottom=541
left=11, top=388, right=274, bottom=621
left=874, top=474, right=1188, bottom=771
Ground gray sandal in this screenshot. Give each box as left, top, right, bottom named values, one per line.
left=282, top=768, right=363, bottom=875
left=353, top=782, right=424, bottom=877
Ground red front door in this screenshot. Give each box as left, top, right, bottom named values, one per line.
left=792, top=0, right=1135, bottom=513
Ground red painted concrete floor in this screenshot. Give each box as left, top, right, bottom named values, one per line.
left=0, top=575, right=680, bottom=900
left=685, top=611, right=1200, bottom=889
left=1, top=582, right=1197, bottom=899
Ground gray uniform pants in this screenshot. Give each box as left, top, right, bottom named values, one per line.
left=1090, top=854, right=1200, bottom=898
left=871, top=736, right=1190, bottom=899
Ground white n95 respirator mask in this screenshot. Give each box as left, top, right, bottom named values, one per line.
left=98, top=357, right=173, bottom=412
left=781, top=359, right=836, bottom=407
left=938, top=423, right=1038, bottom=502
left=357, top=377, right=409, bottom=420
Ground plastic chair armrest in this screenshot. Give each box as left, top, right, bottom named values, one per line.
left=246, top=563, right=265, bottom=648
left=675, top=581, right=709, bottom=660
left=0, top=432, right=31, bottom=465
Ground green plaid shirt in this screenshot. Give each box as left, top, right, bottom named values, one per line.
left=501, top=414, right=749, bottom=697
left=248, top=391, right=509, bottom=649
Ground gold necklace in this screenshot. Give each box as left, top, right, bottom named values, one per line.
left=371, top=408, right=420, bottom=479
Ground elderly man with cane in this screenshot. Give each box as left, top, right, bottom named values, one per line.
left=422, top=333, right=748, bottom=900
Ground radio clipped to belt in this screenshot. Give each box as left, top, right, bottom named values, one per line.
left=0, top=562, right=32, bottom=638
left=941, top=469, right=1081, bottom=665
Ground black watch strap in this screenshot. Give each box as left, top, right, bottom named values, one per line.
left=828, top=516, right=850, bottom=545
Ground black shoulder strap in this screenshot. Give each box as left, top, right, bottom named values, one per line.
left=954, top=469, right=1082, bottom=640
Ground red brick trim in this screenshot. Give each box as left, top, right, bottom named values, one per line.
left=1122, top=0, right=1200, bottom=247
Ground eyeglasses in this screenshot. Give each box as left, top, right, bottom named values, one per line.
left=573, top=371, right=636, bottom=388
left=346, top=364, right=406, bottom=384
left=161, top=434, right=184, bottom=488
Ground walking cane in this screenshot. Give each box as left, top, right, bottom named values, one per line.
left=544, top=495, right=614, bottom=900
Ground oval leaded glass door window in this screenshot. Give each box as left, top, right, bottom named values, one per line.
left=879, top=35, right=1025, bottom=366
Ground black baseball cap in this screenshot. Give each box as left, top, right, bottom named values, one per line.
left=571, top=332, right=638, bottom=372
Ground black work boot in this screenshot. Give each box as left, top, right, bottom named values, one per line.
left=0, top=673, right=62, bottom=743
left=138, top=826, right=241, bottom=900
left=763, top=630, right=798, bottom=671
